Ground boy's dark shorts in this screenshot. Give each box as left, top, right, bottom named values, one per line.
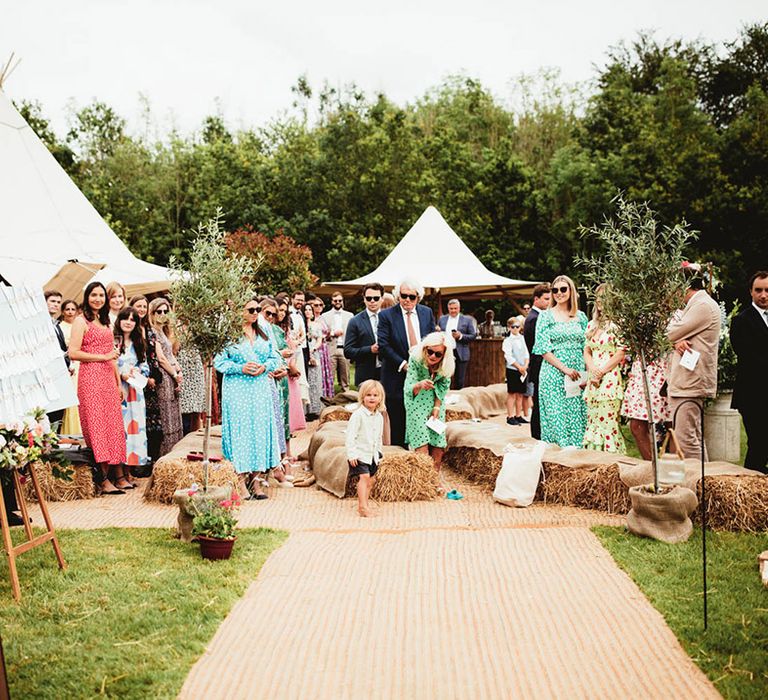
left=349, top=460, right=379, bottom=478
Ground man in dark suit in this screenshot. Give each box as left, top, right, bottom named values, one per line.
left=377, top=279, right=435, bottom=447
left=523, top=283, right=551, bottom=440
left=44, top=289, right=70, bottom=427
left=437, top=298, right=476, bottom=388
left=344, top=282, right=384, bottom=385
left=730, top=271, right=768, bottom=473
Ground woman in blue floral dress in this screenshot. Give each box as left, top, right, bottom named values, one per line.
left=214, top=300, right=283, bottom=498
left=532, top=275, right=588, bottom=447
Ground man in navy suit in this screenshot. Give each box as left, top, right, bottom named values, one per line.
left=344, top=282, right=384, bottom=385
left=378, top=279, right=436, bottom=447
left=730, top=270, right=768, bottom=473
left=523, top=283, right=551, bottom=440
left=438, top=298, right=476, bottom=389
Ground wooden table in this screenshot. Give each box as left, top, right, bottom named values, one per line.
left=464, top=339, right=505, bottom=387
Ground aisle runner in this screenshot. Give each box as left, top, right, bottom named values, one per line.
left=179, top=528, right=718, bottom=700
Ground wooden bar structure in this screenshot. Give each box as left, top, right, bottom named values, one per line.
left=464, top=339, right=505, bottom=387
left=0, top=466, right=66, bottom=602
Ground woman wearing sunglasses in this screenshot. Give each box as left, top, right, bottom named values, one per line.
left=403, top=331, right=455, bottom=473
left=214, top=298, right=284, bottom=499
left=532, top=275, right=589, bottom=447
left=148, top=297, right=184, bottom=456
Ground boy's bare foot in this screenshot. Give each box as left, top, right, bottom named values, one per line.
left=358, top=506, right=378, bottom=517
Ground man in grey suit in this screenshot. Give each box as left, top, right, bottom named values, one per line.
left=321, top=292, right=353, bottom=391
left=437, top=298, right=476, bottom=388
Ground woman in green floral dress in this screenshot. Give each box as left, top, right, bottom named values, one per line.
left=532, top=275, right=589, bottom=447
left=404, top=331, right=454, bottom=471
left=583, top=285, right=626, bottom=453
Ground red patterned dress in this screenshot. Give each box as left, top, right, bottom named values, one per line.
left=77, top=321, right=126, bottom=464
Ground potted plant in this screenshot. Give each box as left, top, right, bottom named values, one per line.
left=191, top=490, right=241, bottom=560
left=579, top=195, right=699, bottom=542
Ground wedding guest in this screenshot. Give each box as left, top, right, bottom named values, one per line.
left=129, top=295, right=164, bottom=466
left=582, top=285, right=626, bottom=453
left=478, top=309, right=496, bottom=338
left=344, top=282, right=384, bottom=384
left=380, top=292, right=395, bottom=310
left=115, top=307, right=150, bottom=486
left=620, top=358, right=670, bottom=460
left=312, top=297, right=335, bottom=397
left=260, top=297, right=291, bottom=472
left=532, top=275, right=588, bottom=447
left=523, top=284, right=552, bottom=439
left=502, top=317, right=529, bottom=425
left=272, top=296, right=298, bottom=457
left=321, top=293, right=353, bottom=391
left=68, top=282, right=126, bottom=494
left=178, top=339, right=205, bottom=435
left=304, top=302, right=323, bottom=419
left=346, top=379, right=385, bottom=517
left=277, top=294, right=307, bottom=434
left=148, top=298, right=184, bottom=456
left=214, top=299, right=283, bottom=499
left=437, top=299, right=476, bottom=389
left=106, top=281, right=127, bottom=327
left=59, top=299, right=82, bottom=435
left=44, top=289, right=69, bottom=427
left=404, top=331, right=454, bottom=472
left=289, top=290, right=309, bottom=370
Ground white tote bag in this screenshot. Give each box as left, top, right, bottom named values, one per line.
left=493, top=443, right=547, bottom=507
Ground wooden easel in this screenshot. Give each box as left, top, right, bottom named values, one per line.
left=0, top=466, right=66, bottom=601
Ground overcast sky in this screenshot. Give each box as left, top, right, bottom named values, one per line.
left=1, top=1, right=765, bottom=136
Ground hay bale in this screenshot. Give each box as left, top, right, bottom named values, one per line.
left=144, top=456, right=238, bottom=504
left=695, top=476, right=768, bottom=532
left=446, top=408, right=473, bottom=422
left=443, top=446, right=501, bottom=487
left=537, top=462, right=631, bottom=514
left=319, top=406, right=352, bottom=425
left=345, top=451, right=440, bottom=502
left=24, top=461, right=95, bottom=502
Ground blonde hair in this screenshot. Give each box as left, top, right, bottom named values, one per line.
left=148, top=297, right=179, bottom=352
left=106, top=281, right=127, bottom=310
left=357, top=379, right=386, bottom=413
left=587, top=283, right=613, bottom=340
left=410, top=331, right=455, bottom=378
left=550, top=275, right=579, bottom=317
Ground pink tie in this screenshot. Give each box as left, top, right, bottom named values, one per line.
left=406, top=311, right=418, bottom=348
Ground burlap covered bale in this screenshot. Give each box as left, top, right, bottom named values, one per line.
left=627, top=485, right=698, bottom=543
left=345, top=451, right=440, bottom=502
left=144, top=457, right=238, bottom=504
left=321, top=390, right=360, bottom=406
left=23, top=461, right=95, bottom=502
left=319, top=406, right=353, bottom=425
left=457, top=384, right=507, bottom=419
left=308, top=421, right=348, bottom=466
left=444, top=392, right=475, bottom=422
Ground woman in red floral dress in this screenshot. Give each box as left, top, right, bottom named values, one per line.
left=68, top=282, right=127, bottom=494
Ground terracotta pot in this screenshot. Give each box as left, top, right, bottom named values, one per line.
left=627, top=485, right=698, bottom=544
left=198, top=535, right=236, bottom=560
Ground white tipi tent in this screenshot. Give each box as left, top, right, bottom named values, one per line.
left=324, top=206, right=539, bottom=297
left=0, top=87, right=171, bottom=297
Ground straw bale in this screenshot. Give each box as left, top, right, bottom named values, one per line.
left=346, top=451, right=440, bottom=502
left=445, top=408, right=473, bottom=422
left=319, top=406, right=352, bottom=425
left=537, top=462, right=631, bottom=514
left=24, top=461, right=95, bottom=502
left=443, top=446, right=501, bottom=487
left=144, top=456, right=238, bottom=504
left=695, top=476, right=768, bottom=532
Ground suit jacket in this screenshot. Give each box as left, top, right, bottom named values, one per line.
left=437, top=314, right=476, bottom=362
left=53, top=319, right=71, bottom=368
left=667, top=290, right=721, bottom=398
left=730, top=304, right=768, bottom=411
left=320, top=308, right=353, bottom=348
left=523, top=307, right=542, bottom=382
left=377, top=303, right=435, bottom=399
left=344, top=310, right=379, bottom=384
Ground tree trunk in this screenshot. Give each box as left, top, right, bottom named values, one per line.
left=202, top=360, right=213, bottom=493
left=639, top=348, right=659, bottom=492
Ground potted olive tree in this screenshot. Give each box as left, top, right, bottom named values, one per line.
left=579, top=195, right=698, bottom=543
left=168, top=211, right=258, bottom=540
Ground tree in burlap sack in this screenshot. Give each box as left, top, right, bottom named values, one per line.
left=578, top=194, right=695, bottom=492
left=169, top=209, right=258, bottom=491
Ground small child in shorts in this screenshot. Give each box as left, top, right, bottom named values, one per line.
left=345, top=379, right=385, bottom=517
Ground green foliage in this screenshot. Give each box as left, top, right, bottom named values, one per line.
left=169, top=210, right=256, bottom=363
left=595, top=526, right=768, bottom=699
left=191, top=491, right=241, bottom=539
left=0, top=527, right=287, bottom=698
left=578, top=194, right=694, bottom=363
left=717, top=301, right=740, bottom=392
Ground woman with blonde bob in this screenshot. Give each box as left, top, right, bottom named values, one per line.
left=532, top=274, right=589, bottom=447
left=404, top=331, right=454, bottom=471
left=106, top=281, right=127, bottom=327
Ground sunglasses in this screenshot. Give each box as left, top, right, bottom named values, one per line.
left=245, top=306, right=260, bottom=314
left=511, top=325, right=521, bottom=329
left=426, top=348, right=444, bottom=359
left=154, top=309, right=169, bottom=316
left=365, top=295, right=381, bottom=302
left=400, top=293, right=418, bottom=301
left=263, top=310, right=276, bottom=318
left=553, top=286, right=569, bottom=294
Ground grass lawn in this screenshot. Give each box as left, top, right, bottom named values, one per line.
left=0, top=527, right=287, bottom=699
left=595, top=526, right=768, bottom=699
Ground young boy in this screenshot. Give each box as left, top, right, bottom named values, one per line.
left=345, top=379, right=385, bottom=517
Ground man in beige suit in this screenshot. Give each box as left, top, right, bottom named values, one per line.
left=667, top=266, right=721, bottom=459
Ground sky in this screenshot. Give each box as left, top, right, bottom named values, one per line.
left=1, top=1, right=765, bottom=137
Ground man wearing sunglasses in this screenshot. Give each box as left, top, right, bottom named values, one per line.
left=437, top=298, right=476, bottom=389
left=377, top=279, right=435, bottom=447
left=320, top=293, right=353, bottom=391
left=344, top=283, right=385, bottom=385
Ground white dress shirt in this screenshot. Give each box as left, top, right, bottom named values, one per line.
left=332, top=310, right=344, bottom=346
left=290, top=308, right=307, bottom=347
left=753, top=302, right=768, bottom=327
left=369, top=312, right=380, bottom=366
left=345, top=406, right=384, bottom=464
left=445, top=314, right=460, bottom=335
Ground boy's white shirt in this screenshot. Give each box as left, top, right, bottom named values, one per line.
left=346, top=406, right=384, bottom=464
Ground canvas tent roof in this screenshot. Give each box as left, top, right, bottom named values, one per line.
left=0, top=88, right=171, bottom=298
left=323, top=206, right=539, bottom=297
